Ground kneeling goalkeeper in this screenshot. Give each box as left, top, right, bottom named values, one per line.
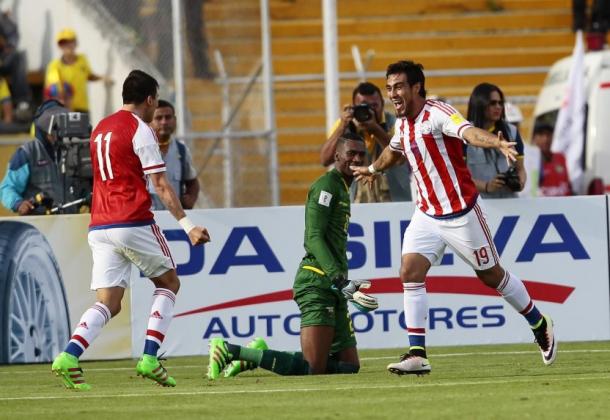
left=207, top=133, right=377, bottom=378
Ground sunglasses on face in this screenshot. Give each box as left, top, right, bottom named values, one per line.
left=489, top=100, right=504, bottom=106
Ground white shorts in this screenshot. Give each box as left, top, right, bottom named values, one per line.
left=402, top=198, right=499, bottom=270
left=88, top=224, right=175, bottom=290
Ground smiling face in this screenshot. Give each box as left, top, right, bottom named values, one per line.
left=335, top=138, right=366, bottom=180
left=386, top=72, right=422, bottom=119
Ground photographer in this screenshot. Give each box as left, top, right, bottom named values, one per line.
left=465, top=83, right=526, bottom=198
left=0, top=100, right=80, bottom=215
left=320, top=82, right=411, bottom=202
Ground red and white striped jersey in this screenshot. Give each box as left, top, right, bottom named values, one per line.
left=89, top=110, right=166, bottom=229
left=389, top=100, right=478, bottom=218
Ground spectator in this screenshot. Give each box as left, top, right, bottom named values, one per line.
left=0, top=100, right=79, bottom=215
left=147, top=99, right=200, bottom=210
left=533, top=122, right=572, bottom=196
left=320, top=81, right=411, bottom=203
left=0, top=10, right=31, bottom=122
left=44, top=28, right=112, bottom=113
left=465, top=83, right=526, bottom=198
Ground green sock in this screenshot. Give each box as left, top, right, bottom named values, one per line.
left=238, top=346, right=264, bottom=365
left=258, top=349, right=309, bottom=376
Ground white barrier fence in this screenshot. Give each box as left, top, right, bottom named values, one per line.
left=1, top=196, right=608, bottom=363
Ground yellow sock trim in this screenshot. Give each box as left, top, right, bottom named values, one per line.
left=410, top=346, right=426, bottom=351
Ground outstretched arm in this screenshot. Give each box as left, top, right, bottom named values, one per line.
left=350, top=146, right=403, bottom=183
left=149, top=171, right=210, bottom=245
left=462, top=127, right=518, bottom=163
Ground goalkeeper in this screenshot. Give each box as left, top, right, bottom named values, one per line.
left=207, top=133, right=377, bottom=379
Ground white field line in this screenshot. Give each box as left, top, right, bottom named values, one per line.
left=1, top=373, right=610, bottom=402
left=1, top=348, right=608, bottom=375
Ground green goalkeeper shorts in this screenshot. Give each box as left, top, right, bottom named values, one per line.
left=293, top=266, right=356, bottom=353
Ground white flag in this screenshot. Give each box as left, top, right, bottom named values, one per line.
left=551, top=30, right=586, bottom=194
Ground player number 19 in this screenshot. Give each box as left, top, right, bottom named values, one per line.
left=94, top=132, right=114, bottom=181
left=474, top=246, right=489, bottom=267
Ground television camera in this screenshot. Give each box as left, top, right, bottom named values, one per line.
left=31, top=111, right=93, bottom=214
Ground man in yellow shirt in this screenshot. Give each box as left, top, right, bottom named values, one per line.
left=44, top=28, right=111, bottom=113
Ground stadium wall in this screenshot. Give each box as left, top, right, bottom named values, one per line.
left=12, top=0, right=164, bottom=126
left=0, top=196, right=608, bottom=362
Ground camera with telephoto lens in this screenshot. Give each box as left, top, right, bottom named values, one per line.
left=499, top=166, right=521, bottom=192
left=352, top=103, right=372, bottom=123
left=52, top=112, right=93, bottom=179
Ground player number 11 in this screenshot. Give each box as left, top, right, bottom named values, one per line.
left=94, top=132, right=114, bottom=181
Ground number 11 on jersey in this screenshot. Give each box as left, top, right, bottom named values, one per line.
left=94, top=132, right=114, bottom=181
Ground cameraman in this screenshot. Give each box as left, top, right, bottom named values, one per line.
left=320, top=82, right=411, bottom=202
left=465, top=83, right=526, bottom=198
left=0, top=100, right=79, bottom=215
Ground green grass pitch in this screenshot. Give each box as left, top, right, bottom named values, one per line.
left=1, top=341, right=609, bottom=419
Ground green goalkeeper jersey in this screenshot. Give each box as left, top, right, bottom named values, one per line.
left=299, top=168, right=351, bottom=281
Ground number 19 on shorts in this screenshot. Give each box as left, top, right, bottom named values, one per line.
left=94, top=132, right=114, bottom=181
left=474, top=246, right=490, bottom=267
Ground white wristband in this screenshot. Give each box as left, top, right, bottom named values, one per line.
left=178, top=217, right=196, bottom=234
left=368, top=164, right=377, bottom=174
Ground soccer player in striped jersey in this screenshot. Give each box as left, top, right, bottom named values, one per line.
left=51, top=70, right=210, bottom=390
left=352, top=60, right=557, bottom=375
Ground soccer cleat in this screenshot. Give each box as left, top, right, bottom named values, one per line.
left=51, top=352, right=91, bottom=391
left=224, top=337, right=268, bottom=378
left=207, top=338, right=233, bottom=380
left=387, top=353, right=432, bottom=376
left=533, top=314, right=557, bottom=365
left=136, top=355, right=176, bottom=387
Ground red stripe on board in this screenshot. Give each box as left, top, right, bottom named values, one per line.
left=175, top=290, right=294, bottom=318
left=600, top=82, right=610, bottom=89
left=174, top=277, right=574, bottom=318
left=71, top=335, right=89, bottom=349
left=367, top=277, right=574, bottom=304
left=146, top=329, right=165, bottom=342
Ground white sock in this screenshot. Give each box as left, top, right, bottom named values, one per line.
left=403, top=282, right=428, bottom=349
left=67, top=302, right=111, bottom=355
left=496, top=270, right=531, bottom=312
left=144, top=288, right=176, bottom=354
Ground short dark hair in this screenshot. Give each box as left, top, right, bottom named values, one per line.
left=157, top=99, right=175, bottom=114
left=337, top=131, right=365, bottom=149
left=386, top=60, right=427, bottom=98
left=352, top=82, right=383, bottom=103
left=122, top=70, right=159, bottom=105
left=533, top=122, right=554, bottom=134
